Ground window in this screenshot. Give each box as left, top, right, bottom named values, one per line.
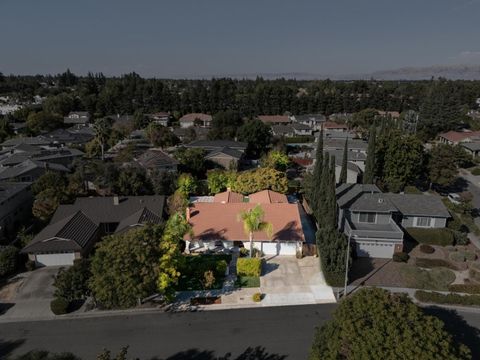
left=415, top=217, right=432, bottom=227
left=359, top=212, right=376, bottom=223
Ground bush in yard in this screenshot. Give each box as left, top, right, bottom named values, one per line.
left=237, top=258, right=262, bottom=277
left=392, top=252, right=409, bottom=262
left=415, top=258, right=458, bottom=270
left=25, top=259, right=36, bottom=271
left=202, top=270, right=215, bottom=289
left=309, top=288, right=470, bottom=360
left=50, top=297, right=69, bottom=315
left=252, top=292, right=262, bottom=302
left=415, top=290, right=480, bottom=307
left=419, top=244, right=435, bottom=254
left=53, top=259, right=91, bottom=302
left=450, top=250, right=477, bottom=263
left=214, top=260, right=228, bottom=277
left=469, top=263, right=480, bottom=282
left=239, top=247, right=249, bottom=257
left=448, top=284, right=480, bottom=294
left=471, top=167, right=480, bottom=176
left=452, top=230, right=470, bottom=245
left=405, top=228, right=454, bottom=246
left=0, top=246, right=19, bottom=277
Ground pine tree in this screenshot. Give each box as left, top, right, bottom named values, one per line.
left=363, top=126, right=376, bottom=184
left=339, top=138, right=348, bottom=184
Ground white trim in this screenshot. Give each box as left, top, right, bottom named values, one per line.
left=414, top=216, right=433, bottom=228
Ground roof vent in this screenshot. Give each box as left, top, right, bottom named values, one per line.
left=378, top=198, right=384, bottom=203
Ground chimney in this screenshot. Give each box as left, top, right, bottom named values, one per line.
left=113, top=195, right=119, bottom=206
left=186, top=207, right=191, bottom=221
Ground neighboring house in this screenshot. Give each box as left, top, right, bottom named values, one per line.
left=324, top=138, right=368, bottom=154
left=173, top=127, right=209, bottom=142
left=257, top=115, right=291, bottom=125
left=291, top=123, right=313, bottom=136
left=377, top=111, right=400, bottom=119
left=272, top=125, right=294, bottom=137
left=324, top=130, right=358, bottom=140
left=0, top=160, right=69, bottom=182
left=184, top=140, right=247, bottom=153
left=185, top=189, right=305, bottom=255
left=438, top=130, right=480, bottom=145
left=134, top=148, right=178, bottom=173
left=460, top=142, right=480, bottom=157
left=0, top=182, right=33, bottom=242
left=322, top=121, right=348, bottom=132
left=333, top=157, right=361, bottom=184
left=148, top=112, right=170, bottom=127
left=205, top=147, right=244, bottom=169
left=179, top=113, right=212, bottom=128
left=22, top=195, right=166, bottom=266
left=0, top=146, right=83, bottom=169
left=1, top=136, right=51, bottom=149
left=336, top=184, right=450, bottom=258
left=290, top=114, right=326, bottom=131
left=43, top=128, right=94, bottom=146
left=248, top=189, right=288, bottom=204
left=63, top=111, right=91, bottom=126
left=327, top=149, right=367, bottom=172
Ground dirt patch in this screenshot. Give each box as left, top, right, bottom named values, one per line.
left=0, top=277, right=24, bottom=301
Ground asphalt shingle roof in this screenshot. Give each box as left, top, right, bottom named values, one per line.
left=386, top=194, right=450, bottom=218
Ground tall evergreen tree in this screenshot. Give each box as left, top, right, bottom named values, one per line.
left=339, top=138, right=348, bottom=184
left=363, top=127, right=376, bottom=184
left=310, top=129, right=324, bottom=214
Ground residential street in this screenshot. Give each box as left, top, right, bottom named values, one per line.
left=1, top=303, right=480, bottom=360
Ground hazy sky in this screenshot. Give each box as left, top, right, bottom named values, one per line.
left=1, top=0, right=480, bottom=77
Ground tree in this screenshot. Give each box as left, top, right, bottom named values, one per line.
left=339, top=138, right=348, bottom=184
left=310, top=288, right=470, bottom=360
left=261, top=150, right=290, bottom=172
left=93, top=118, right=112, bottom=160
left=428, top=144, right=459, bottom=188
left=0, top=118, right=13, bottom=143
left=0, top=246, right=18, bottom=277
left=149, top=169, right=178, bottom=196
left=89, top=224, right=181, bottom=308
left=96, top=347, right=129, bottom=360
left=237, top=205, right=273, bottom=257
left=26, top=111, right=63, bottom=133
left=167, top=190, right=189, bottom=216
left=176, top=173, right=197, bottom=197
left=236, top=119, right=272, bottom=158
left=114, top=167, right=152, bottom=196
left=351, top=108, right=378, bottom=130
left=208, top=110, right=244, bottom=140
left=363, top=127, right=376, bottom=184
left=32, top=172, right=69, bottom=221
left=315, top=227, right=348, bottom=286
left=206, top=169, right=237, bottom=195
left=233, top=168, right=288, bottom=194
left=174, top=147, right=207, bottom=177
left=145, top=123, right=179, bottom=148
left=53, top=259, right=91, bottom=302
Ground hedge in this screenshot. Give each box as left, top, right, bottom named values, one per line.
left=415, top=258, right=458, bottom=270
left=50, top=297, right=69, bottom=315
left=448, top=284, right=480, bottom=294
left=0, top=246, right=19, bottom=277
left=284, top=136, right=315, bottom=144
left=415, top=290, right=480, bottom=307
left=392, top=252, right=409, bottom=262
left=405, top=228, right=454, bottom=246
left=323, top=271, right=345, bottom=287
left=237, top=258, right=263, bottom=277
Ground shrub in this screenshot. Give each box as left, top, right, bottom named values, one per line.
left=471, top=167, right=480, bottom=176
left=202, top=270, right=215, bottom=289
left=392, top=252, right=409, bottom=262
left=415, top=258, right=458, bottom=270
left=53, top=259, right=91, bottom=302
left=215, top=260, right=228, bottom=276
left=404, top=186, right=422, bottom=194
left=419, top=244, right=435, bottom=254
left=25, top=260, right=36, bottom=271
left=415, top=290, right=480, bottom=307
left=323, top=272, right=345, bottom=287
left=239, top=247, right=249, bottom=257
left=452, top=230, right=470, bottom=245
left=448, top=284, right=480, bottom=294
left=50, top=297, right=69, bottom=315
left=469, top=263, right=480, bottom=282
left=401, top=265, right=456, bottom=290
left=237, top=258, right=263, bottom=277
left=405, top=228, right=454, bottom=246
left=0, top=246, right=19, bottom=277
left=252, top=292, right=263, bottom=302
left=449, top=250, right=477, bottom=263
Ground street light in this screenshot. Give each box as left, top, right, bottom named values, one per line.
left=343, top=233, right=352, bottom=298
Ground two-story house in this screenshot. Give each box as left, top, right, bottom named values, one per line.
left=179, top=113, right=212, bottom=128
left=63, top=111, right=91, bottom=127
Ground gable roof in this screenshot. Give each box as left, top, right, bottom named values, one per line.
left=323, top=121, right=348, bottom=130
left=186, top=202, right=305, bottom=242
left=214, top=190, right=244, bottom=203
left=0, top=182, right=31, bottom=203
left=439, top=131, right=480, bottom=143
left=205, top=147, right=244, bottom=160
left=0, top=160, right=69, bottom=180
left=136, top=149, right=178, bottom=168
left=22, top=211, right=99, bottom=253
left=179, top=113, right=212, bottom=123
left=386, top=194, right=450, bottom=218
left=272, top=125, right=294, bottom=136
left=349, top=193, right=397, bottom=213
left=249, top=190, right=288, bottom=204
left=336, top=183, right=381, bottom=208
left=1, top=136, right=50, bottom=148
left=293, top=114, right=326, bottom=123
left=258, top=115, right=290, bottom=124
left=185, top=140, right=247, bottom=151
left=115, top=207, right=162, bottom=233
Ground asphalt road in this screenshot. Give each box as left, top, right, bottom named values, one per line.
left=0, top=304, right=336, bottom=360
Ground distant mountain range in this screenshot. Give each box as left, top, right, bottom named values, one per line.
left=187, top=64, right=480, bottom=81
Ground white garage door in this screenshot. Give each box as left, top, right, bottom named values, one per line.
left=356, top=242, right=394, bottom=258
left=36, top=253, right=75, bottom=267
left=256, top=241, right=298, bottom=256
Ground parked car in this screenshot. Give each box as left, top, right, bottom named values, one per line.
left=448, top=193, right=462, bottom=205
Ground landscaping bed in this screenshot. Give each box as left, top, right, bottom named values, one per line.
left=415, top=290, right=480, bottom=307
left=176, top=254, right=231, bottom=291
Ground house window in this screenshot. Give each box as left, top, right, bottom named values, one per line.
left=415, top=217, right=432, bottom=228
left=358, top=212, right=376, bottom=223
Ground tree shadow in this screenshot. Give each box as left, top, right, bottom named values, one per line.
left=0, top=339, right=25, bottom=358
left=261, top=263, right=279, bottom=275
left=0, top=302, right=15, bottom=315
left=423, top=306, right=480, bottom=359
left=153, top=346, right=287, bottom=360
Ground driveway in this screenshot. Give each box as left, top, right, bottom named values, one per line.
left=260, top=256, right=336, bottom=306
left=1, top=267, right=60, bottom=321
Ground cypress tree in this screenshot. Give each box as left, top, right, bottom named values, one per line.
left=339, top=138, right=348, bottom=184
left=317, top=152, right=330, bottom=228
left=328, top=155, right=337, bottom=228
left=311, top=129, right=324, bottom=214
left=363, top=127, right=376, bottom=184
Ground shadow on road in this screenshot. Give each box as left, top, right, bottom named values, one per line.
left=158, top=346, right=287, bottom=360
left=424, top=307, right=480, bottom=359
left=0, top=339, right=25, bottom=359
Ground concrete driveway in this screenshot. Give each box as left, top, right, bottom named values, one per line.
left=1, top=267, right=61, bottom=321
left=260, top=256, right=336, bottom=306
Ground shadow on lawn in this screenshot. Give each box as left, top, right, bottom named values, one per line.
left=423, top=306, right=480, bottom=359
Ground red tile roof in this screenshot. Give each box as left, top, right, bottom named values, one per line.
left=257, top=115, right=290, bottom=124
left=186, top=203, right=305, bottom=242
left=439, top=131, right=480, bottom=143
left=214, top=190, right=244, bottom=203
left=249, top=190, right=288, bottom=204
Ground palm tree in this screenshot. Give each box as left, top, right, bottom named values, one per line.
left=237, top=205, right=273, bottom=257
left=93, top=118, right=111, bottom=160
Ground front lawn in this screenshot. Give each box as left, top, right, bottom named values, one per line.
left=400, top=265, right=455, bottom=291
left=235, top=276, right=260, bottom=288
left=176, top=254, right=231, bottom=291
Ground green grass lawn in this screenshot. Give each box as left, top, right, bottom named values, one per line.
left=235, top=276, right=260, bottom=288
left=400, top=264, right=456, bottom=291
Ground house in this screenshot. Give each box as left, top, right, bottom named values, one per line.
left=185, top=190, right=305, bottom=255
left=438, top=130, right=480, bottom=145
left=272, top=125, right=294, bottom=137
left=0, top=182, right=33, bottom=242
left=205, top=147, right=244, bottom=169
left=322, top=121, right=348, bottom=132
left=257, top=115, right=291, bottom=125
left=324, top=138, right=368, bottom=154
left=377, top=111, right=401, bottom=119
left=460, top=142, right=480, bottom=157
left=179, top=113, right=212, bottom=128
left=173, top=127, right=209, bottom=142
left=324, top=130, right=358, bottom=140
left=63, top=111, right=91, bottom=126
left=336, top=184, right=450, bottom=258
left=248, top=189, right=288, bottom=204
left=42, top=128, right=94, bottom=146
left=291, top=123, right=313, bottom=136
left=0, top=160, right=69, bottom=182
left=327, top=149, right=367, bottom=172
left=134, top=148, right=178, bottom=173
left=0, top=146, right=83, bottom=169
left=332, top=157, right=362, bottom=184
left=290, top=114, right=326, bottom=131
left=184, top=140, right=247, bottom=153
left=148, top=112, right=170, bottom=127
left=22, top=195, right=166, bottom=266
left=1, top=136, right=51, bottom=150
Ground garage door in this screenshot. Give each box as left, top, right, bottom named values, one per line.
left=36, top=253, right=75, bottom=267
left=258, top=242, right=298, bottom=256
left=355, top=242, right=394, bottom=258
